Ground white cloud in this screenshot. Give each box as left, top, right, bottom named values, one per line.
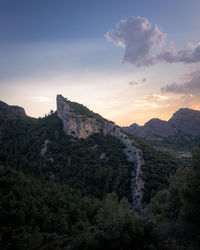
left=30, top=96, right=53, bottom=103
left=106, top=16, right=200, bottom=67
left=133, top=94, right=169, bottom=109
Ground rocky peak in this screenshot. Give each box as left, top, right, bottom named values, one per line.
left=142, top=118, right=177, bottom=137
left=168, top=108, right=200, bottom=136
left=123, top=123, right=140, bottom=134
left=125, top=107, right=200, bottom=138
left=56, top=94, right=109, bottom=138
left=124, top=118, right=177, bottom=139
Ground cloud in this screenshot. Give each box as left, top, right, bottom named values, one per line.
left=30, top=96, right=53, bottom=103
left=139, top=94, right=169, bottom=102
left=134, top=94, right=169, bottom=109
left=129, top=81, right=138, bottom=86
left=157, top=43, right=200, bottom=64
left=142, top=77, right=146, bottom=82
left=105, top=16, right=200, bottom=67
left=128, top=77, right=146, bottom=86
left=105, top=16, right=165, bottom=66
left=161, top=70, right=200, bottom=94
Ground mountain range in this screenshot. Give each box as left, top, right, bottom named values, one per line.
left=123, top=108, right=200, bottom=155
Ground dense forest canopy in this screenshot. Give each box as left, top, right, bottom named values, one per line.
left=0, top=108, right=199, bottom=249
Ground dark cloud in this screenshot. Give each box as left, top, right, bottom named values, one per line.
left=106, top=16, right=200, bottom=67
left=129, top=81, right=138, bottom=86
left=157, top=43, right=200, bottom=64
left=161, top=70, right=200, bottom=94
left=105, top=16, right=165, bottom=66
left=142, top=77, right=146, bottom=82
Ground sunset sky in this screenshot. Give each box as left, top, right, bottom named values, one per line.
left=0, top=0, right=200, bottom=125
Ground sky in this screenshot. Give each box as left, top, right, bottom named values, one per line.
left=0, top=0, right=200, bottom=125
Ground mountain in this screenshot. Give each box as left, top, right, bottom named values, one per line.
left=0, top=100, right=26, bottom=138
left=1, top=95, right=198, bottom=250
left=0, top=100, right=26, bottom=118
left=123, top=108, right=200, bottom=155
left=0, top=95, right=181, bottom=206
left=168, top=108, right=200, bottom=136
left=126, top=118, right=178, bottom=139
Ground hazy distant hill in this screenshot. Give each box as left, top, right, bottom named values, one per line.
left=168, top=108, right=200, bottom=136
left=123, top=108, right=200, bottom=155
left=0, top=100, right=26, bottom=119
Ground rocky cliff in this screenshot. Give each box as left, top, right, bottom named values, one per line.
left=57, top=95, right=108, bottom=138
left=57, top=94, right=144, bottom=208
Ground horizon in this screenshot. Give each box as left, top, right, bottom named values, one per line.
left=1, top=94, right=199, bottom=126
left=1, top=0, right=200, bottom=125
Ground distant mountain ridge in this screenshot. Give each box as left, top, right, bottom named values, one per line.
left=0, top=100, right=26, bottom=137
left=0, top=100, right=26, bottom=118
left=168, top=108, right=200, bottom=136
left=123, top=108, right=200, bottom=153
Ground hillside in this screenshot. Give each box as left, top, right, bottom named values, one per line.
left=0, top=97, right=181, bottom=207
left=0, top=96, right=199, bottom=249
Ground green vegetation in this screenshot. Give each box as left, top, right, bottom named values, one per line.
left=139, top=141, right=182, bottom=203
left=0, top=109, right=200, bottom=249
left=147, top=134, right=200, bottom=153
left=0, top=113, right=133, bottom=200
left=148, top=142, right=200, bottom=249
left=125, top=135, right=183, bottom=204
left=0, top=166, right=153, bottom=250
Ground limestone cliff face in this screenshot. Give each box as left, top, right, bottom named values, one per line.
left=57, top=94, right=144, bottom=208
left=57, top=95, right=110, bottom=138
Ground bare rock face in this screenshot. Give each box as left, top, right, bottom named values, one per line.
left=57, top=94, right=145, bottom=208
left=57, top=95, right=106, bottom=138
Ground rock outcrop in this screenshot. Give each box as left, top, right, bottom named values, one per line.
left=57, top=94, right=144, bottom=208
left=57, top=95, right=107, bottom=138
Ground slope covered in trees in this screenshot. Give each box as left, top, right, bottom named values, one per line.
left=0, top=104, right=199, bottom=249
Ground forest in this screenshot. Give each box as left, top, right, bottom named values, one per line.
left=0, top=111, right=199, bottom=249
